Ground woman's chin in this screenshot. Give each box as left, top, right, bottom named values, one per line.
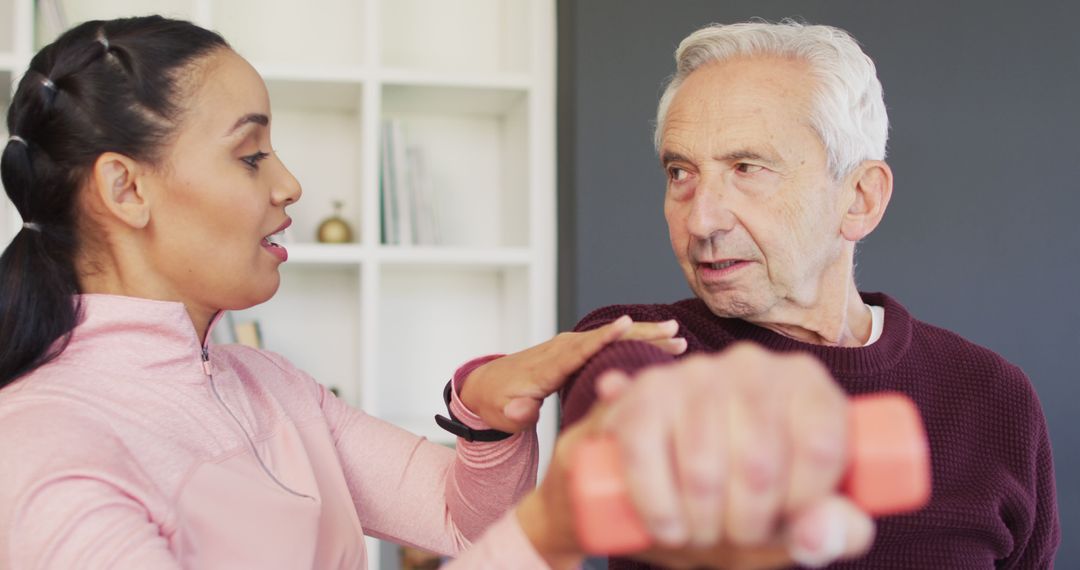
left=229, top=276, right=281, bottom=310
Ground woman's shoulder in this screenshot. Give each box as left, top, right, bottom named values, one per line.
left=208, top=344, right=333, bottom=420
left=0, top=388, right=126, bottom=485
left=211, top=343, right=307, bottom=379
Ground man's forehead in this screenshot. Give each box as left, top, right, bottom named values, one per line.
left=660, top=61, right=817, bottom=157
left=660, top=108, right=787, bottom=158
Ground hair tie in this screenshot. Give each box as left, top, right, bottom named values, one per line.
left=22, top=222, right=42, bottom=233
left=8, top=135, right=27, bottom=147
left=40, top=76, right=58, bottom=107
left=98, top=36, right=110, bottom=51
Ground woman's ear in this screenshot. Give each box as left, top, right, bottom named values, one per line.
left=840, top=160, right=894, bottom=242
left=90, top=152, right=151, bottom=229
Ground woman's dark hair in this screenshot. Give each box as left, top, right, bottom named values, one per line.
left=0, top=17, right=228, bottom=388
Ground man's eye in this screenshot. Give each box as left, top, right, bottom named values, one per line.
left=668, top=167, right=689, bottom=182
left=241, top=151, right=270, bottom=169
left=735, top=163, right=764, bottom=174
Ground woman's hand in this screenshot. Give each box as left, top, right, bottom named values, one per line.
left=517, top=343, right=876, bottom=570
left=458, top=316, right=686, bottom=432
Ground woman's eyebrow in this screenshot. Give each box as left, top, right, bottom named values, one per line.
left=224, top=113, right=269, bottom=137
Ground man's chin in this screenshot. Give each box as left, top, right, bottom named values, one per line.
left=698, top=291, right=768, bottom=320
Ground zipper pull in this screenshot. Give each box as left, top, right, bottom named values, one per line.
left=201, top=347, right=212, bottom=376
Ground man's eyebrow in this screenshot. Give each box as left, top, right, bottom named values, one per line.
left=718, top=149, right=774, bottom=163
left=660, top=151, right=691, bottom=165
left=225, top=113, right=269, bottom=137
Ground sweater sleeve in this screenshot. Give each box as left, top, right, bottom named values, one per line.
left=560, top=306, right=681, bottom=428
left=999, top=373, right=1061, bottom=569
left=282, top=354, right=539, bottom=557
left=0, top=408, right=182, bottom=570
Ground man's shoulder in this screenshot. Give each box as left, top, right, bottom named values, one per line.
left=904, top=316, right=1043, bottom=418
left=872, top=292, right=1027, bottom=380
left=908, top=317, right=1026, bottom=380
left=573, top=298, right=706, bottom=332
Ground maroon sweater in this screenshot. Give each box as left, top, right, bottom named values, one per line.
left=560, top=292, right=1059, bottom=569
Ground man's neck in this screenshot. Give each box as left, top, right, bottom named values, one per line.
left=749, top=275, right=872, bottom=348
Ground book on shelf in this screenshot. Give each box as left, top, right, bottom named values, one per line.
left=399, top=545, right=444, bottom=570
left=233, top=320, right=263, bottom=349
left=210, top=313, right=262, bottom=349
left=379, top=119, right=441, bottom=247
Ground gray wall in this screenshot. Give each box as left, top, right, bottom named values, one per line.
left=558, top=0, right=1079, bottom=565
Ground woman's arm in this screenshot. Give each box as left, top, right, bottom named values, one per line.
left=305, top=318, right=684, bottom=555
left=0, top=410, right=182, bottom=570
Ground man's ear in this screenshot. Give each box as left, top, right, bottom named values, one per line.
left=840, top=160, right=893, bottom=242
left=90, top=152, right=151, bottom=229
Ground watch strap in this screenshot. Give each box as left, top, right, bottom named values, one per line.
left=434, top=380, right=513, bottom=442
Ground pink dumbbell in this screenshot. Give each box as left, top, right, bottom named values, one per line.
left=569, top=392, right=932, bottom=555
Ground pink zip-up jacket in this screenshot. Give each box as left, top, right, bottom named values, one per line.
left=0, top=294, right=548, bottom=569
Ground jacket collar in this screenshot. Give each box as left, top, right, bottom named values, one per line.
left=55, top=294, right=225, bottom=380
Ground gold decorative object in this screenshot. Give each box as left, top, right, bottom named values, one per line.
left=316, top=200, right=354, bottom=244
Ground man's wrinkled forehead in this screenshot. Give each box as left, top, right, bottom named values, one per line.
left=659, top=59, right=819, bottom=157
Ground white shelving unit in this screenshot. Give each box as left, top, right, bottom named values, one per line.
left=0, top=1, right=556, bottom=568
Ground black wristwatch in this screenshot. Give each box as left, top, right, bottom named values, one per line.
left=434, top=380, right=514, bottom=442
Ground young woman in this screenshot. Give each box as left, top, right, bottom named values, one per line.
left=0, top=17, right=686, bottom=569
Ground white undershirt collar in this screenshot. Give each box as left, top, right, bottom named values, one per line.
left=864, top=304, right=885, bottom=346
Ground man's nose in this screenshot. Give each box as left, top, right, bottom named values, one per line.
left=686, top=174, right=737, bottom=239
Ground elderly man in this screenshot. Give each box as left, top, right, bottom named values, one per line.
left=559, top=21, right=1060, bottom=568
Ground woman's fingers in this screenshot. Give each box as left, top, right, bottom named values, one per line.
left=545, top=317, right=683, bottom=381
left=616, top=319, right=681, bottom=343
left=546, top=316, right=634, bottom=377
left=647, top=337, right=688, bottom=355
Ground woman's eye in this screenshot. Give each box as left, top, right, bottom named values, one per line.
left=241, top=151, right=270, bottom=170
left=735, top=162, right=764, bottom=174
left=668, top=167, right=689, bottom=182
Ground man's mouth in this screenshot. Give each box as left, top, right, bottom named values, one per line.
left=702, top=260, right=741, bottom=271
left=695, top=259, right=750, bottom=280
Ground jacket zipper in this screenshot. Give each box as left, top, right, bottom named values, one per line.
left=201, top=347, right=314, bottom=501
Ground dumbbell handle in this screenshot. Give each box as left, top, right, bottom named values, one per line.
left=569, top=392, right=932, bottom=555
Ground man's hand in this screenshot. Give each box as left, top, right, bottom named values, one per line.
left=519, top=342, right=875, bottom=569
left=459, top=316, right=687, bottom=432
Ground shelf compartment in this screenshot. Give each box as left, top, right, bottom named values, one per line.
left=376, top=245, right=530, bottom=268
left=381, top=83, right=530, bottom=248
left=282, top=243, right=367, bottom=266
left=268, top=85, right=364, bottom=247
left=1, top=68, right=10, bottom=115
left=375, top=265, right=530, bottom=428
left=227, top=265, right=361, bottom=405
left=36, top=0, right=199, bottom=49
left=212, top=0, right=364, bottom=67
left=379, top=69, right=531, bottom=93
left=0, top=0, right=13, bottom=54
left=0, top=68, right=11, bottom=244
left=379, top=0, right=530, bottom=75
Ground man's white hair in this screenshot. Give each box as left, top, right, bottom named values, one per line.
left=654, top=20, right=889, bottom=180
